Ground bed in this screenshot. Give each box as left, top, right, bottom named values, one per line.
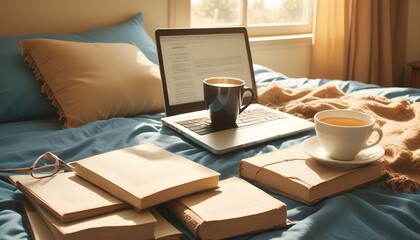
left=1, top=1, right=420, bottom=240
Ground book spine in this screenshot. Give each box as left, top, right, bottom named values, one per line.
left=165, top=201, right=202, bottom=237
left=238, top=160, right=257, bottom=180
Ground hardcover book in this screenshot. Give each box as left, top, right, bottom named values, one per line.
left=165, top=177, right=289, bottom=240
left=239, top=144, right=384, bottom=204
left=74, top=143, right=220, bottom=210
left=23, top=202, right=182, bottom=240
left=25, top=200, right=156, bottom=240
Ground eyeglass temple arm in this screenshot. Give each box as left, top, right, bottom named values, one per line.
left=0, top=152, right=75, bottom=175
left=0, top=167, right=32, bottom=174
left=63, top=161, right=76, bottom=170
left=44, top=152, right=75, bottom=171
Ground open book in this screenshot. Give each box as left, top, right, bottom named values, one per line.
left=239, top=144, right=385, bottom=204
left=165, top=177, right=289, bottom=240
left=10, top=172, right=127, bottom=222
left=74, top=143, right=220, bottom=210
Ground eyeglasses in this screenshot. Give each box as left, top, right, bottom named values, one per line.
left=0, top=152, right=74, bottom=179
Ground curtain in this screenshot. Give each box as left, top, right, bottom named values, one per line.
left=310, top=0, right=409, bottom=87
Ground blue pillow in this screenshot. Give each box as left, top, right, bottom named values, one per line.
left=0, top=12, right=157, bottom=123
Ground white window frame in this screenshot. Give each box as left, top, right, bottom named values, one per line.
left=169, top=0, right=315, bottom=37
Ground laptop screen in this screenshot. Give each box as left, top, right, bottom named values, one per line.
left=156, top=28, right=256, bottom=116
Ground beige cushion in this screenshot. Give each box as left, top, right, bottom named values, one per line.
left=19, top=39, right=164, bottom=128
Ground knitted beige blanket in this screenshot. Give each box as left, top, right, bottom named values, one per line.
left=258, top=83, right=420, bottom=192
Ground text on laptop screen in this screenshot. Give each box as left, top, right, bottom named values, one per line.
left=159, top=33, right=253, bottom=106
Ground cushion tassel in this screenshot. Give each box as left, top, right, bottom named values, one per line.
left=19, top=42, right=67, bottom=126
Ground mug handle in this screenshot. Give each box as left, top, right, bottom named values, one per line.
left=239, top=87, right=255, bottom=114
left=364, top=127, right=383, bottom=149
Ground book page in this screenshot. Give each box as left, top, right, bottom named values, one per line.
left=22, top=201, right=55, bottom=240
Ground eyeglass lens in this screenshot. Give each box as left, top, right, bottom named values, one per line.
left=31, top=153, right=60, bottom=178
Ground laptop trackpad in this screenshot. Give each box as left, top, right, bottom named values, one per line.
left=200, top=125, right=276, bottom=152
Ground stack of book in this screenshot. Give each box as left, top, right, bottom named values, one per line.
left=11, top=143, right=221, bottom=240
left=12, top=171, right=178, bottom=240
left=11, top=143, right=292, bottom=240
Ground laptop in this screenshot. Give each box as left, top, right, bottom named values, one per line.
left=155, top=27, right=314, bottom=154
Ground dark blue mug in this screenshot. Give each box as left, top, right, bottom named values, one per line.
left=203, top=77, right=254, bottom=129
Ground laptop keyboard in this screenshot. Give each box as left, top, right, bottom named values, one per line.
left=176, top=108, right=286, bottom=135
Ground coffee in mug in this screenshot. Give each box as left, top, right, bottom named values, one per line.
left=314, top=110, right=383, bottom=160
left=203, top=77, right=254, bottom=129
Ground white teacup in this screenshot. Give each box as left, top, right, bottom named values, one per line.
left=314, top=110, right=383, bottom=161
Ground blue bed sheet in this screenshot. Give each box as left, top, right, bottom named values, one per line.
left=1, top=64, right=419, bottom=240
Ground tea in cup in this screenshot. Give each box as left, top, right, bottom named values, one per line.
left=203, top=77, right=254, bottom=129
left=314, top=110, right=383, bottom=160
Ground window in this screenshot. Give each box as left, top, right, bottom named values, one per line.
left=170, top=0, right=315, bottom=37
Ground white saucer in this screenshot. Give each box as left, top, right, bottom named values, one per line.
left=302, top=137, right=384, bottom=170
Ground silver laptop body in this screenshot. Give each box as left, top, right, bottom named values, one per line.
left=155, top=27, right=314, bottom=154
